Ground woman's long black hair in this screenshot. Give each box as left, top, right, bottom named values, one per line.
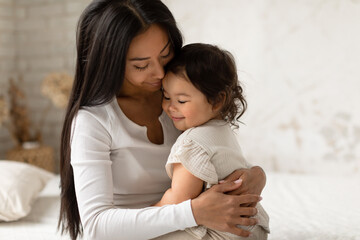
left=58, top=1, right=183, bottom=239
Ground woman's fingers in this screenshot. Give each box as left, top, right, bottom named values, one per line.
left=224, top=167, right=266, bottom=196
left=222, top=217, right=258, bottom=237
left=237, top=194, right=262, bottom=205
left=191, top=184, right=261, bottom=236
left=235, top=216, right=258, bottom=226
left=212, top=178, right=243, bottom=193
left=223, top=169, right=245, bottom=182
left=237, top=207, right=258, bottom=217
left=225, top=212, right=258, bottom=236
left=225, top=225, right=252, bottom=237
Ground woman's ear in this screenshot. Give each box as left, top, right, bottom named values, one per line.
left=212, top=92, right=226, bottom=113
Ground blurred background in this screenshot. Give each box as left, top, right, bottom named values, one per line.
left=0, top=0, right=359, bottom=175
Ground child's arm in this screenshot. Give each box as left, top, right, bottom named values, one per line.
left=153, top=163, right=203, bottom=206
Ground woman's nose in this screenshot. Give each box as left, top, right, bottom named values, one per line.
left=153, top=60, right=165, bottom=79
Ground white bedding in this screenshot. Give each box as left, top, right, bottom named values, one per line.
left=1, top=173, right=359, bottom=240
left=262, top=173, right=360, bottom=240
left=0, top=175, right=68, bottom=240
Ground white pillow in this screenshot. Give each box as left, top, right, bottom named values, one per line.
left=0, top=160, right=55, bottom=221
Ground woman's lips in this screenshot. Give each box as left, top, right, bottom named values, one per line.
left=148, top=81, right=161, bottom=87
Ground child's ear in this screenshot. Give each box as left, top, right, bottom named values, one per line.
left=212, top=92, right=226, bottom=112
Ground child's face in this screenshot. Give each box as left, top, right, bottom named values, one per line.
left=162, top=71, right=218, bottom=131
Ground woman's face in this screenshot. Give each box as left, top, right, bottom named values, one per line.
left=123, top=24, right=174, bottom=94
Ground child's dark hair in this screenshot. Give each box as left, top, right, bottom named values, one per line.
left=166, top=43, right=247, bottom=127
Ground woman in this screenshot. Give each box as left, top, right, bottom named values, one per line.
left=59, top=1, right=266, bottom=239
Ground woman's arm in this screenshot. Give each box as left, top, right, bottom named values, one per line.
left=71, top=111, right=197, bottom=240
left=153, top=163, right=261, bottom=237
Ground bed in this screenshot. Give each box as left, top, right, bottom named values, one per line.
left=0, top=174, right=68, bottom=240
left=262, top=173, right=360, bottom=240
left=1, top=169, right=359, bottom=240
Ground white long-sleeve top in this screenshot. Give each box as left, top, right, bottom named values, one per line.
left=70, top=97, right=197, bottom=240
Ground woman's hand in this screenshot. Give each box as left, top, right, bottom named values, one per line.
left=222, top=166, right=266, bottom=196
left=191, top=180, right=261, bottom=237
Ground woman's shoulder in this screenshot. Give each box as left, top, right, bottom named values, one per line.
left=75, top=99, right=117, bottom=130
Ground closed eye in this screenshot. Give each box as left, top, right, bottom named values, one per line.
left=134, top=64, right=149, bottom=71
left=178, top=100, right=187, bottom=104
left=163, top=96, right=170, bottom=100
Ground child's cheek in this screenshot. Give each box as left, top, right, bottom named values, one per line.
left=181, top=107, right=195, bottom=119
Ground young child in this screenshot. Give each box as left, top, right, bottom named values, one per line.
left=153, top=43, right=270, bottom=239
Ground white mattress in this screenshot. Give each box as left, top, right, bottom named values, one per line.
left=1, top=173, right=359, bottom=240
left=262, top=173, right=360, bottom=240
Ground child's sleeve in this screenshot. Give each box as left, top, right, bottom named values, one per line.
left=165, top=138, right=218, bottom=185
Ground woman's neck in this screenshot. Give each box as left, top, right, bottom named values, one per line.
left=117, top=87, right=162, bottom=103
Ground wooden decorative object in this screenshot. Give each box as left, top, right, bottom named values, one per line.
left=6, top=145, right=55, bottom=172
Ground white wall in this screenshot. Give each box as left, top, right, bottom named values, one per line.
left=1, top=0, right=359, bottom=175
left=0, top=0, right=89, bottom=172
left=164, top=0, right=360, bottom=175
left=0, top=0, right=15, bottom=155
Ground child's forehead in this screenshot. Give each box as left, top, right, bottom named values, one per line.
left=164, top=71, right=188, bottom=85
left=163, top=73, right=200, bottom=96
left=165, top=70, right=189, bottom=82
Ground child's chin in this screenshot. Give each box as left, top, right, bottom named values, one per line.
left=174, top=123, right=186, bottom=131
